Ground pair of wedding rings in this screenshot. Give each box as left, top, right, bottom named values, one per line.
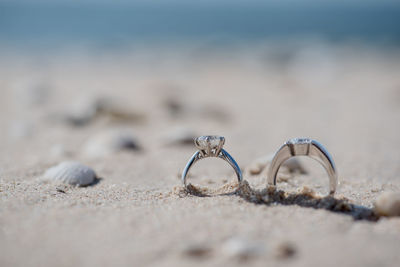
left=182, top=136, right=338, bottom=195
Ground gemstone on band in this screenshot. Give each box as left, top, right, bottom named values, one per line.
left=286, top=138, right=312, bottom=145
left=182, top=135, right=242, bottom=188
left=195, top=135, right=225, bottom=151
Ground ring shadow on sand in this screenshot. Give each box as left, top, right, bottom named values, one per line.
left=182, top=180, right=379, bottom=222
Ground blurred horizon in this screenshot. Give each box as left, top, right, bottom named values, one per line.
left=1, top=0, right=400, bottom=53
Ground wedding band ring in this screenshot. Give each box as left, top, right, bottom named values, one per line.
left=267, top=138, right=338, bottom=195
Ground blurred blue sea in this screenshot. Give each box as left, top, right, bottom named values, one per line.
left=1, top=1, right=400, bottom=50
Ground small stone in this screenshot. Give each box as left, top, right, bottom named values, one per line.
left=182, top=243, right=212, bottom=258
left=374, top=192, right=400, bottom=217
left=83, top=129, right=140, bottom=158
left=64, top=96, right=98, bottom=126
left=56, top=187, right=67, bottom=193
left=63, top=95, right=145, bottom=127
left=222, top=237, right=262, bottom=260
left=275, top=241, right=296, bottom=259
left=162, top=127, right=196, bottom=146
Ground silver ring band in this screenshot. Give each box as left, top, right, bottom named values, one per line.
left=182, top=136, right=242, bottom=187
left=267, top=138, right=338, bottom=195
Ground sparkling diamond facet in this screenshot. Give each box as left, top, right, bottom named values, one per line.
left=286, top=138, right=312, bottom=145
left=195, top=135, right=225, bottom=150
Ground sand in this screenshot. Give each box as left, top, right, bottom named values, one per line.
left=1, top=42, right=400, bottom=267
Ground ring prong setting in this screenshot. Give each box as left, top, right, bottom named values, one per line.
left=182, top=135, right=242, bottom=188
left=195, top=135, right=225, bottom=156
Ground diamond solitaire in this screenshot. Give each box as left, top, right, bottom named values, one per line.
left=195, top=135, right=225, bottom=156
left=181, top=135, right=242, bottom=189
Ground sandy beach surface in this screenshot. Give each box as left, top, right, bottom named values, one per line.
left=1, top=43, right=400, bottom=267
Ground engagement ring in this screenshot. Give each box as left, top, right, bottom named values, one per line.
left=181, top=135, right=242, bottom=188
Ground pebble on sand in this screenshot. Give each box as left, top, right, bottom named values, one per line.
left=374, top=192, right=400, bottom=217
left=64, top=96, right=145, bottom=126
left=274, top=241, right=297, bottom=259
left=247, top=154, right=306, bottom=175
left=43, top=161, right=97, bottom=186
left=82, top=129, right=140, bottom=158
left=162, top=127, right=197, bottom=146
left=221, top=237, right=263, bottom=260
left=181, top=243, right=212, bottom=258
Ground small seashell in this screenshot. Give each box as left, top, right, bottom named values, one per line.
left=374, top=192, right=400, bottom=217
left=162, top=127, right=196, bottom=146
left=83, top=129, right=140, bottom=158
left=43, top=161, right=97, bottom=186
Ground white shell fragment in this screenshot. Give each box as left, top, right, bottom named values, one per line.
left=83, top=129, right=139, bottom=158
left=374, top=192, right=400, bottom=217
left=43, top=161, right=97, bottom=186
